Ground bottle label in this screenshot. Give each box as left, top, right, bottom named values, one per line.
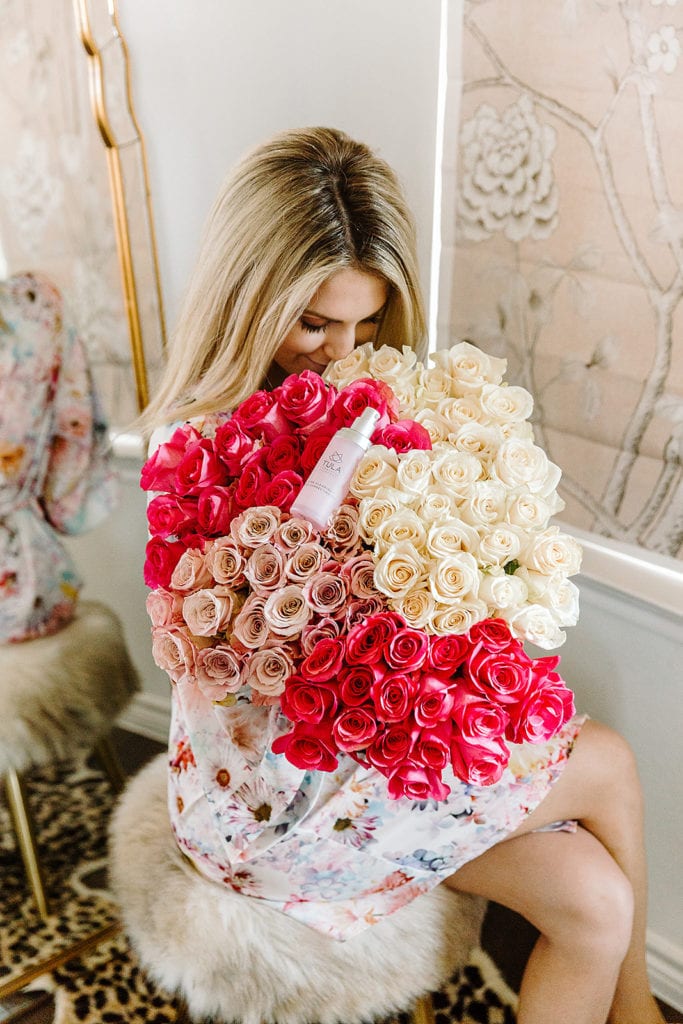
left=321, top=450, right=343, bottom=474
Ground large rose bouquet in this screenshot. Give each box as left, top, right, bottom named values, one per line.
left=142, top=342, right=580, bottom=801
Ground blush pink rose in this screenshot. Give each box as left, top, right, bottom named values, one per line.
left=213, top=419, right=255, bottom=475
left=170, top=548, right=213, bottom=592
left=340, top=552, right=377, bottom=598
left=175, top=439, right=227, bottom=496
left=280, top=675, right=338, bottom=724
left=143, top=537, right=186, bottom=589
left=275, top=370, right=336, bottom=433
left=145, top=588, right=184, bottom=627
left=151, top=625, right=196, bottom=683
left=232, top=389, right=292, bottom=441
left=449, top=734, right=510, bottom=787
left=375, top=419, right=433, bottom=454
left=386, top=762, right=451, bottom=802
left=384, top=627, right=429, bottom=672
left=147, top=493, right=199, bottom=539
left=271, top=722, right=338, bottom=771
left=302, top=571, right=349, bottom=617
left=181, top=587, right=234, bottom=636
left=300, top=616, right=340, bottom=656
left=140, top=424, right=201, bottom=492
left=194, top=644, right=243, bottom=700
left=332, top=707, right=378, bottom=752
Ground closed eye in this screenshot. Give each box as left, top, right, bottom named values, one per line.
left=300, top=319, right=327, bottom=334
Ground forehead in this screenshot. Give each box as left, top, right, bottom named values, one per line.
left=306, top=268, right=388, bottom=321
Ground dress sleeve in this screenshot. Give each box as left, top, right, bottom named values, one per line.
left=41, top=318, right=119, bottom=535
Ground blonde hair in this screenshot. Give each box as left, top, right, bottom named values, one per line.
left=141, top=126, right=426, bottom=431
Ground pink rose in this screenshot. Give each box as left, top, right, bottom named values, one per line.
left=331, top=379, right=399, bottom=430
left=450, top=687, right=509, bottom=743
left=232, top=389, right=292, bottom=441
left=246, top=645, right=295, bottom=698
left=194, top=644, right=243, bottom=700
left=300, top=636, right=346, bottom=682
left=339, top=664, right=375, bottom=707
left=140, top=424, right=200, bottom=492
left=386, top=762, right=451, bottom=802
left=271, top=722, right=338, bottom=771
left=175, top=439, right=227, bottom=496
left=275, top=370, right=336, bottom=433
left=384, top=627, right=429, bottom=672
left=345, top=612, right=403, bottom=664
left=274, top=516, right=315, bottom=551
left=375, top=419, right=432, bottom=454
left=467, top=643, right=532, bottom=705
left=468, top=618, right=515, bottom=653
left=264, top=470, right=304, bottom=512
left=244, top=544, right=285, bottom=594
left=263, top=585, right=311, bottom=637
left=371, top=672, right=418, bottom=722
left=345, top=597, right=386, bottom=628
left=300, top=427, right=336, bottom=477
left=143, top=537, right=186, bottom=589
left=213, top=419, right=255, bottom=475
left=264, top=435, right=302, bottom=475
left=332, top=707, right=378, bottom=752
left=302, top=571, right=349, bottom=617
left=413, top=672, right=456, bottom=727
left=197, top=486, right=234, bottom=536
left=325, top=503, right=363, bottom=558
left=449, top=734, right=510, bottom=787
left=280, top=675, right=338, bottom=724
left=428, top=634, right=471, bottom=675
left=147, top=493, right=199, bottom=539
left=411, top=723, right=453, bottom=771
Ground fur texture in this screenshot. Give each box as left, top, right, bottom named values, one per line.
left=0, top=601, right=140, bottom=774
left=110, top=753, right=486, bottom=1024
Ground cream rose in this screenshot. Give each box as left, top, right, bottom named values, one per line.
left=458, top=479, right=508, bottom=527
left=431, top=598, right=488, bottom=636
left=492, top=438, right=551, bottom=493
left=244, top=544, right=285, bottom=593
left=415, top=366, right=453, bottom=407
left=451, top=423, right=499, bottom=462
left=523, top=527, right=583, bottom=577
left=395, top=450, right=433, bottom=496
left=506, top=493, right=552, bottom=532
left=428, top=551, right=480, bottom=603
left=431, top=341, right=507, bottom=392
left=413, top=408, right=450, bottom=444
left=357, top=487, right=408, bottom=542
left=323, top=342, right=372, bottom=388
left=182, top=587, right=234, bottom=637
left=284, top=542, right=327, bottom=584
left=349, top=445, right=398, bottom=499
left=429, top=449, right=483, bottom=497
left=230, top=505, right=281, bottom=548
left=394, top=588, right=437, bottom=629
left=209, top=539, right=246, bottom=587
left=373, top=541, right=427, bottom=599
left=417, top=490, right=458, bottom=524
left=426, top=519, right=480, bottom=557
left=437, top=395, right=483, bottom=432
left=368, top=344, right=420, bottom=387
left=479, top=382, right=534, bottom=424
left=478, top=525, right=523, bottom=566
left=170, top=549, right=213, bottom=592
left=263, top=585, right=311, bottom=637
left=375, top=508, right=427, bottom=554
left=537, top=575, right=580, bottom=627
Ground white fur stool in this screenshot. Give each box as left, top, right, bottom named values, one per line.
left=110, top=752, right=486, bottom=1024
left=0, top=600, right=140, bottom=919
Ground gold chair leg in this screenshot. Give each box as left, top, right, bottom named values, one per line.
left=93, top=733, right=126, bottom=795
left=4, top=768, right=50, bottom=921
left=413, top=993, right=436, bottom=1024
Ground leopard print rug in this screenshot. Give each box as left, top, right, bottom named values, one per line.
left=1, top=758, right=518, bottom=1024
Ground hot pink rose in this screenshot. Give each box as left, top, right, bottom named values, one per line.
left=449, top=734, right=510, bottom=787
left=232, top=389, right=292, bottom=441
left=271, top=722, right=338, bottom=771
left=386, top=762, right=451, bottom=802
left=275, top=370, right=336, bottom=433
left=280, top=675, right=338, bottom=724
left=300, top=637, right=346, bottom=682
left=413, top=672, right=456, bottom=727
left=411, top=722, right=453, bottom=771
left=213, top=419, right=255, bottom=475
left=508, top=674, right=575, bottom=744
left=371, top=672, right=418, bottom=722
left=332, top=707, right=378, bottom=752
left=140, top=424, right=201, bottom=492
left=467, top=643, right=532, bottom=705
left=339, top=664, right=375, bottom=706
left=300, top=427, right=336, bottom=477
left=232, top=461, right=270, bottom=509
left=143, top=537, right=186, bottom=588
left=197, top=486, right=234, bottom=535
left=375, top=419, right=432, bottom=453
left=147, top=493, right=199, bottom=539
left=175, top=439, right=227, bottom=496
left=264, top=470, right=303, bottom=512
left=345, top=612, right=402, bottom=664
left=331, top=378, right=399, bottom=430
left=468, top=618, right=515, bottom=653
left=264, top=435, right=302, bottom=475
left=384, top=627, right=429, bottom=672
left=450, top=687, right=509, bottom=743
left=366, top=724, right=412, bottom=771
left=428, top=634, right=471, bottom=675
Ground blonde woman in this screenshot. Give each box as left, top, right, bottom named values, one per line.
left=143, top=127, right=664, bottom=1024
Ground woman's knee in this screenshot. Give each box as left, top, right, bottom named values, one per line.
left=552, top=851, right=635, bottom=962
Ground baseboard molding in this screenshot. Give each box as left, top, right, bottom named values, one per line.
left=648, top=930, right=683, bottom=1012
left=117, top=691, right=170, bottom=744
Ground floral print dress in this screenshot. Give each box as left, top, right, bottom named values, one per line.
left=0, top=273, right=117, bottom=644
left=149, top=422, right=586, bottom=943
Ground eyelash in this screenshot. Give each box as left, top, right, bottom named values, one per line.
left=299, top=315, right=383, bottom=335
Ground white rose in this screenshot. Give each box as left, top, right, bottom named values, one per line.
left=514, top=566, right=552, bottom=601
left=478, top=569, right=529, bottom=611
left=479, top=382, right=534, bottom=424
left=431, top=598, right=488, bottom=636
left=387, top=377, right=420, bottom=417
left=349, top=444, right=398, bottom=499
left=506, top=603, right=566, bottom=650
left=323, top=342, right=372, bottom=388
left=428, top=551, right=480, bottom=603
left=426, top=519, right=480, bottom=557
left=395, top=450, right=434, bottom=496
left=375, top=508, right=427, bottom=554
left=537, top=575, right=580, bottom=627
left=393, top=588, right=437, bottom=630
left=413, top=408, right=450, bottom=444
left=373, top=541, right=427, bottom=599
left=432, top=341, right=507, bottom=392
left=492, top=438, right=551, bottom=493
left=417, top=490, right=458, bottom=524
left=458, top=479, right=508, bottom=527
left=357, top=486, right=410, bottom=542
left=478, top=525, right=523, bottom=566
left=500, top=420, right=536, bottom=441
left=506, top=493, right=552, bottom=531
left=437, top=395, right=483, bottom=432
left=368, top=345, right=420, bottom=387
left=451, top=422, right=499, bottom=462
left=523, top=527, right=583, bottom=577
left=430, top=449, right=483, bottom=497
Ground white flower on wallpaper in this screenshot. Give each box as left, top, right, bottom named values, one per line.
left=458, top=94, right=559, bottom=243
left=646, top=25, right=681, bottom=73
left=0, top=130, right=64, bottom=252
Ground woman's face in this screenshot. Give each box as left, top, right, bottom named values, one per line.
left=269, top=268, right=389, bottom=385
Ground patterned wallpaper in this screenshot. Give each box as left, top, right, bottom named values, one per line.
left=441, top=0, right=683, bottom=560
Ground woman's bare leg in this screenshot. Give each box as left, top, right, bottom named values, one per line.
left=445, top=719, right=664, bottom=1024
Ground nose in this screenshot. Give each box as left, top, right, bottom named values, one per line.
left=323, top=325, right=357, bottom=361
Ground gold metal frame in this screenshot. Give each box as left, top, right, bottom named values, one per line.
left=73, top=0, right=166, bottom=414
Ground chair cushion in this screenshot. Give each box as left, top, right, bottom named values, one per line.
left=0, top=600, right=140, bottom=774
left=110, top=752, right=486, bottom=1024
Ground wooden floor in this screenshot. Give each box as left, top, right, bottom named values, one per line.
left=2, top=727, right=681, bottom=1023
